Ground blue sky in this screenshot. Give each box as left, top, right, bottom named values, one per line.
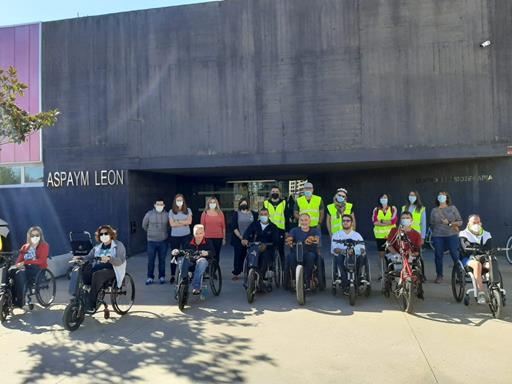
left=0, top=0, right=218, bottom=26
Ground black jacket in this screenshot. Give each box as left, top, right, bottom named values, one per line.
left=183, top=237, right=216, bottom=259
left=243, top=221, right=279, bottom=247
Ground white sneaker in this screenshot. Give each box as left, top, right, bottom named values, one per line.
left=477, top=292, right=486, bottom=304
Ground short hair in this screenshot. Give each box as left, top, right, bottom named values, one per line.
left=270, top=185, right=280, bottom=191
left=341, top=214, right=352, bottom=221
left=401, top=211, right=412, bottom=218
left=193, top=224, right=205, bottom=235
left=95, top=225, right=117, bottom=242
left=260, top=207, right=269, bottom=213
left=299, top=213, right=311, bottom=219
left=155, top=198, right=165, bottom=203
left=435, top=191, right=452, bottom=206
left=468, top=214, right=480, bottom=222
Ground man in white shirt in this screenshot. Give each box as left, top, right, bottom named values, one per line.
left=331, top=214, right=365, bottom=294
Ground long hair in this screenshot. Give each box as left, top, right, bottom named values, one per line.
left=377, top=193, right=391, bottom=209
left=405, top=190, right=424, bottom=212
left=172, top=194, right=188, bottom=214
left=204, top=196, right=222, bottom=213
left=26, top=226, right=46, bottom=245
left=435, top=191, right=452, bottom=207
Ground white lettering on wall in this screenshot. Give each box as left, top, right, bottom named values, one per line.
left=46, top=170, right=124, bottom=188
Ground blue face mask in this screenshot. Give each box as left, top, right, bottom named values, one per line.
left=380, top=198, right=388, bottom=206
left=259, top=216, right=269, bottom=224
left=336, top=195, right=345, bottom=203
left=304, top=191, right=313, bottom=198
left=408, top=195, right=417, bottom=204
left=437, top=195, right=447, bottom=204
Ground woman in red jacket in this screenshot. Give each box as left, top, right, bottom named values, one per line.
left=12, top=226, right=50, bottom=307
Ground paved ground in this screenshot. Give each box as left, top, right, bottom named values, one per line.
left=1, top=244, right=511, bottom=384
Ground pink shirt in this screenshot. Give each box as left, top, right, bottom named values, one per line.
left=201, top=211, right=226, bottom=239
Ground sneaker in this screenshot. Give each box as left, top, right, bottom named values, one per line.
left=232, top=275, right=240, bottom=281
left=192, top=289, right=201, bottom=295
left=477, top=292, right=486, bottom=304
left=159, top=277, right=166, bottom=285
left=169, top=276, right=175, bottom=284
left=145, top=278, right=154, bottom=285
left=434, top=276, right=443, bottom=284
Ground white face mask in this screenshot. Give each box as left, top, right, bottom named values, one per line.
left=209, top=203, right=217, bottom=210
left=176, top=200, right=184, bottom=207
left=155, top=205, right=164, bottom=213
left=401, top=219, right=412, bottom=227
left=470, top=224, right=481, bottom=234
left=100, top=234, right=111, bottom=244
left=30, top=236, right=40, bottom=244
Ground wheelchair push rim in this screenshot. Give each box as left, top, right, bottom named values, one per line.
left=451, top=263, right=465, bottom=303
left=208, top=260, right=222, bottom=296
left=35, top=268, right=56, bottom=307
left=111, top=273, right=135, bottom=315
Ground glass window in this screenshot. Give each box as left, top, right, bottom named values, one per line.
left=0, top=166, right=22, bottom=185
left=24, top=165, right=44, bottom=183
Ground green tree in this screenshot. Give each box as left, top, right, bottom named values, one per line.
left=0, top=66, right=59, bottom=146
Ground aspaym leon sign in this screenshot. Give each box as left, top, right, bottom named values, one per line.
left=46, top=170, right=125, bottom=188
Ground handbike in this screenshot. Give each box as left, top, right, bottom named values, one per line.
left=243, top=242, right=281, bottom=303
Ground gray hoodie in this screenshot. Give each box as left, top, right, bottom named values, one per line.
left=142, top=209, right=169, bottom=242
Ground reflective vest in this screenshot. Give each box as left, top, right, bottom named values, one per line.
left=373, top=207, right=395, bottom=239
left=297, top=195, right=322, bottom=227
left=264, top=200, right=286, bottom=230
left=327, top=203, right=353, bottom=234
left=401, top=205, right=425, bottom=234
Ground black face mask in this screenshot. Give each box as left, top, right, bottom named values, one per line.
left=239, top=204, right=248, bottom=210
left=271, top=193, right=279, bottom=199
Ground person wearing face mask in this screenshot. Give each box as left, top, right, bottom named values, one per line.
left=401, top=191, right=426, bottom=244
left=230, top=198, right=258, bottom=280
left=142, top=198, right=169, bottom=285
left=168, top=194, right=193, bottom=284
left=372, top=193, right=398, bottom=271
left=327, top=187, right=356, bottom=237
left=430, top=191, right=462, bottom=283
left=12, top=226, right=50, bottom=308
left=459, top=215, right=492, bottom=304
left=263, top=186, right=288, bottom=267
left=285, top=213, right=321, bottom=289
left=242, top=208, right=279, bottom=280
left=79, top=225, right=126, bottom=310
left=200, top=197, right=226, bottom=266
left=294, top=182, right=325, bottom=229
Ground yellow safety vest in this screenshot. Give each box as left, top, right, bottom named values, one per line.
left=297, top=195, right=322, bottom=227
left=373, top=208, right=395, bottom=239
left=401, top=205, right=425, bottom=234
left=264, top=200, right=286, bottom=230
left=327, top=203, right=353, bottom=234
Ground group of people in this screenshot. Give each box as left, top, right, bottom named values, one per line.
left=2, top=183, right=494, bottom=312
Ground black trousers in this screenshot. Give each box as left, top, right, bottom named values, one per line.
left=277, top=229, right=285, bottom=266
left=210, top=238, right=223, bottom=265
left=82, top=263, right=115, bottom=306
left=232, top=239, right=247, bottom=276
left=169, top=235, right=192, bottom=277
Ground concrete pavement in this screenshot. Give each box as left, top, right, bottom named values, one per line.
left=1, top=246, right=511, bottom=384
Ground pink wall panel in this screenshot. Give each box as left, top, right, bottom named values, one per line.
left=0, top=23, right=41, bottom=164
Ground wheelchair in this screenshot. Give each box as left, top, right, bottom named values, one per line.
left=174, top=250, right=222, bottom=311
left=63, top=257, right=135, bottom=331
left=451, top=247, right=507, bottom=319
left=243, top=242, right=282, bottom=303
left=0, top=252, right=56, bottom=323
left=284, top=242, right=326, bottom=305
left=331, top=239, right=371, bottom=306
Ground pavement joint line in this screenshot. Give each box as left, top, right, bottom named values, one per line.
left=56, top=305, right=177, bottom=384
left=403, top=313, right=440, bottom=384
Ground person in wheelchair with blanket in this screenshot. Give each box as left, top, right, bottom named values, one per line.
left=241, top=208, right=279, bottom=286
left=459, top=214, right=492, bottom=304
left=73, top=225, right=127, bottom=310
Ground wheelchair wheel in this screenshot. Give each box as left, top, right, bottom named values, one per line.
left=489, top=289, right=503, bottom=319
left=63, top=300, right=84, bottom=332
left=177, top=281, right=188, bottom=311
left=506, top=236, right=512, bottom=265
left=348, top=283, right=356, bottom=306
left=111, top=273, right=135, bottom=315
left=400, top=281, right=414, bottom=314
left=296, top=265, right=305, bottom=305
left=0, top=294, right=7, bottom=323
left=451, top=263, right=465, bottom=303
left=246, top=269, right=256, bottom=304
left=273, top=250, right=282, bottom=288
left=317, top=257, right=326, bottom=291
left=209, top=261, right=222, bottom=296
left=35, top=268, right=56, bottom=307
left=382, top=275, right=391, bottom=298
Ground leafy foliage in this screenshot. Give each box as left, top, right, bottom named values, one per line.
left=0, top=66, right=59, bottom=145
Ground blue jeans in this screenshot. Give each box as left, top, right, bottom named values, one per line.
left=147, top=240, right=168, bottom=279
left=432, top=235, right=460, bottom=278
left=180, top=257, right=209, bottom=290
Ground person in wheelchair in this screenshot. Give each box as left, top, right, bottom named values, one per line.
left=172, top=224, right=215, bottom=295
left=459, top=214, right=492, bottom=304
left=76, top=225, right=126, bottom=310
left=285, top=213, right=321, bottom=289
left=386, top=212, right=423, bottom=296
left=241, top=208, right=279, bottom=282
left=11, top=226, right=50, bottom=308
left=331, top=215, right=365, bottom=295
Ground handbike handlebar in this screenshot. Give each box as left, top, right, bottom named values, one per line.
left=332, top=239, right=365, bottom=246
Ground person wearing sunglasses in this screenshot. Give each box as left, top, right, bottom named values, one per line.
left=76, top=225, right=126, bottom=310
left=331, top=215, right=365, bottom=295
left=11, top=226, right=50, bottom=308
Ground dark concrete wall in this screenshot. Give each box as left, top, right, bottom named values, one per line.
left=41, top=0, right=512, bottom=172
